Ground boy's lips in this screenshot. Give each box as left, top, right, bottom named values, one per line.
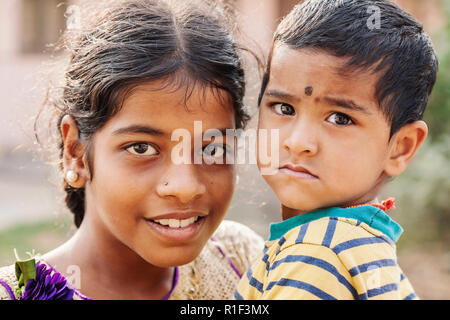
left=279, top=163, right=319, bottom=180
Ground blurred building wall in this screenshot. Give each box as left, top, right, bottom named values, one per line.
left=0, top=0, right=72, bottom=229
left=0, top=0, right=445, bottom=152
left=0, top=0, right=446, bottom=231
left=236, top=0, right=445, bottom=57
left=0, top=0, right=69, bottom=154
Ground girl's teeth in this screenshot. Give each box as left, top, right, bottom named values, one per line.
left=180, top=218, right=191, bottom=228
left=153, top=216, right=199, bottom=228
left=159, top=219, right=169, bottom=226
left=169, top=219, right=180, bottom=228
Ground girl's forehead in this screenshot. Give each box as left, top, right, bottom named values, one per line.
left=104, top=80, right=236, bottom=133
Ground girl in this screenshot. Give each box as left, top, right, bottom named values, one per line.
left=0, top=0, right=263, bottom=300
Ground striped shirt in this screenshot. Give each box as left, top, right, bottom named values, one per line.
left=235, top=205, right=418, bottom=300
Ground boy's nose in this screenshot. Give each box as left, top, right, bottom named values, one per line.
left=283, top=119, right=319, bottom=156
left=156, top=163, right=206, bottom=204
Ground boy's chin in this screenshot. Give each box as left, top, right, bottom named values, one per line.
left=280, top=199, right=320, bottom=217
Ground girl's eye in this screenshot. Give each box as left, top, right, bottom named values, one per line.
left=327, top=112, right=354, bottom=126
left=125, top=143, right=158, bottom=156
left=272, top=103, right=295, bottom=116
left=202, top=144, right=229, bottom=162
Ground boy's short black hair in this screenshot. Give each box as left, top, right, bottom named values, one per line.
left=260, top=0, right=438, bottom=137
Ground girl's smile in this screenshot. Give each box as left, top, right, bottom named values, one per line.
left=145, top=212, right=207, bottom=242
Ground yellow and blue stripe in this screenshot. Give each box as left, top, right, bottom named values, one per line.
left=235, top=205, right=418, bottom=300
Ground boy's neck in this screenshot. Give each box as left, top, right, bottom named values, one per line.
left=281, top=197, right=380, bottom=221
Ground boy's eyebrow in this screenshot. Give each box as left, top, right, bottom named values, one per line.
left=323, top=96, right=372, bottom=115
left=264, top=89, right=301, bottom=103
left=112, top=125, right=166, bottom=136
left=265, top=89, right=372, bottom=115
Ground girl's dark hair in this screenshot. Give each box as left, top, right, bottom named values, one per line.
left=259, top=0, right=438, bottom=137
left=37, top=0, right=249, bottom=228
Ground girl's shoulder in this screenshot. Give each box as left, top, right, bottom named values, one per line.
left=0, top=264, right=18, bottom=300
left=171, top=220, right=264, bottom=300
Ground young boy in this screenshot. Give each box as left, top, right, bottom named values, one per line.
left=236, top=0, right=438, bottom=300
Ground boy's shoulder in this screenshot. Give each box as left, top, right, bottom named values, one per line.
left=267, top=216, right=396, bottom=261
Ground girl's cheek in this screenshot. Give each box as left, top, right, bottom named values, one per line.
left=206, top=165, right=234, bottom=193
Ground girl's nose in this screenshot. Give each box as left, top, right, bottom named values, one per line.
left=283, top=118, right=319, bottom=156
left=156, top=163, right=206, bottom=204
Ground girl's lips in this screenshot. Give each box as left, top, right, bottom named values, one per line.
left=144, top=216, right=206, bottom=242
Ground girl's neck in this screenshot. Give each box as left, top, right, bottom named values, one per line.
left=42, top=216, right=175, bottom=300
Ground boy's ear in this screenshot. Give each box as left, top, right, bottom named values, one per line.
left=60, top=115, right=90, bottom=188
left=384, top=120, right=428, bottom=177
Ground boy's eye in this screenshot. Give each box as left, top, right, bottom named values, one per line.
left=125, top=143, right=158, bottom=156
left=327, top=112, right=354, bottom=126
left=272, top=103, right=295, bottom=116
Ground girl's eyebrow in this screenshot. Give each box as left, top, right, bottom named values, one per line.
left=112, top=126, right=234, bottom=137
left=112, top=125, right=166, bottom=137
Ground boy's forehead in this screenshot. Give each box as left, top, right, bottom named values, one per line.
left=267, top=44, right=380, bottom=107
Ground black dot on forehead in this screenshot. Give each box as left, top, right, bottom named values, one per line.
left=305, top=86, right=313, bottom=96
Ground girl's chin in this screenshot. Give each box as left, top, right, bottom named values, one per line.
left=141, top=246, right=204, bottom=267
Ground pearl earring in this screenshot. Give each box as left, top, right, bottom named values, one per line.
left=66, top=170, right=79, bottom=183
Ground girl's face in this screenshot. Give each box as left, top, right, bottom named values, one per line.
left=81, top=80, right=236, bottom=267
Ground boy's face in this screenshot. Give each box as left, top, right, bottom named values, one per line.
left=258, top=45, right=394, bottom=219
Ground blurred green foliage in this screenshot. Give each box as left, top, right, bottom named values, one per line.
left=0, top=218, right=72, bottom=266
left=424, top=1, right=450, bottom=142
left=382, top=1, right=450, bottom=248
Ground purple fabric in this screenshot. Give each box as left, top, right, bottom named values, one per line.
left=0, top=277, right=16, bottom=300
left=70, top=285, right=93, bottom=300
left=210, top=237, right=243, bottom=278
left=44, top=261, right=178, bottom=300
left=13, top=260, right=178, bottom=300
left=162, top=267, right=179, bottom=300
left=21, top=263, right=74, bottom=300
left=40, top=260, right=92, bottom=300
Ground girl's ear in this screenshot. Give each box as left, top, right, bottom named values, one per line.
left=384, top=120, right=428, bottom=177
left=60, top=115, right=90, bottom=188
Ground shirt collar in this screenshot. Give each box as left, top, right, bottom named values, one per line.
left=268, top=205, right=403, bottom=243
